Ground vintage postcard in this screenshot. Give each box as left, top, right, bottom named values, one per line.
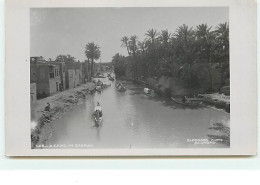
left=5, top=0, right=257, bottom=156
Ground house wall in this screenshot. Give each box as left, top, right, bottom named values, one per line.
left=75, top=68, right=82, bottom=85
left=30, top=83, right=37, bottom=104
left=49, top=65, right=61, bottom=95
left=35, top=65, right=51, bottom=97
left=48, top=62, right=66, bottom=91
left=30, top=63, right=62, bottom=98
left=66, top=69, right=76, bottom=89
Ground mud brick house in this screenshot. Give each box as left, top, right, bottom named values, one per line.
left=48, top=61, right=66, bottom=91
left=65, top=62, right=83, bottom=89
left=30, top=83, right=37, bottom=103
left=30, top=57, right=62, bottom=98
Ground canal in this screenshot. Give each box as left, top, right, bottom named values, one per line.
left=46, top=77, right=230, bottom=148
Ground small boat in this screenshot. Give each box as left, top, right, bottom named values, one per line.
left=116, top=86, right=126, bottom=92
left=95, top=85, right=102, bottom=92
left=94, top=115, right=103, bottom=126
left=144, top=88, right=151, bottom=93
left=144, top=88, right=156, bottom=97
left=109, top=76, right=115, bottom=81
left=93, top=104, right=103, bottom=126
left=98, top=74, right=106, bottom=78
left=171, top=97, right=203, bottom=106
left=102, top=82, right=111, bottom=88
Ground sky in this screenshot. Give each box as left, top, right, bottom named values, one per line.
left=30, top=7, right=228, bottom=63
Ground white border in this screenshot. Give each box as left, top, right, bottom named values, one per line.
left=5, top=0, right=257, bottom=156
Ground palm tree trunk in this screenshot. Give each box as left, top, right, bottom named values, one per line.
left=208, top=51, right=213, bottom=91
left=91, top=58, right=94, bottom=78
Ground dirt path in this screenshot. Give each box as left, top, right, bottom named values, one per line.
left=31, top=83, right=95, bottom=148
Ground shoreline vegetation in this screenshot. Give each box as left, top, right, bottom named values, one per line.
left=113, top=22, right=230, bottom=114
left=31, top=83, right=95, bottom=149
left=117, top=77, right=230, bottom=113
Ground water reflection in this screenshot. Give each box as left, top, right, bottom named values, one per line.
left=45, top=77, right=230, bottom=148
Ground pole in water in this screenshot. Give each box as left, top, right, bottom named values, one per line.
left=129, top=144, right=131, bottom=149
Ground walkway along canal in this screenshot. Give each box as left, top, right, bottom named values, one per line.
left=44, top=77, right=230, bottom=148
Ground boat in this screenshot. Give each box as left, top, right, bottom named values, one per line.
left=93, top=104, right=103, bottom=126
left=171, top=97, right=203, bottom=106
left=95, top=85, right=102, bottom=92
left=94, top=115, right=103, bottom=126
left=116, top=85, right=126, bottom=92
left=144, top=88, right=155, bottom=97
left=109, top=76, right=115, bottom=81
left=102, top=82, right=111, bottom=88
left=94, top=73, right=106, bottom=78
left=144, top=88, right=152, bottom=94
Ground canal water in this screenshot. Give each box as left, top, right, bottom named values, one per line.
left=46, top=77, right=230, bottom=148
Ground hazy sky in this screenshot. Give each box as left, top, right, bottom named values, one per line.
left=30, top=7, right=228, bottom=63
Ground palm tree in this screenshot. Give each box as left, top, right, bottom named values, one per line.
left=129, top=35, right=138, bottom=57
left=121, top=36, right=130, bottom=55
left=215, top=22, right=229, bottom=86
left=174, top=24, right=197, bottom=64
left=85, top=42, right=101, bottom=78
left=215, top=22, right=229, bottom=52
left=128, top=35, right=139, bottom=79
left=137, top=41, right=146, bottom=54
left=158, top=29, right=172, bottom=62
left=196, top=24, right=217, bottom=91
left=145, top=29, right=158, bottom=45
left=159, top=29, right=171, bottom=47
left=196, top=24, right=216, bottom=64
left=145, top=29, right=159, bottom=77
left=174, top=24, right=199, bottom=93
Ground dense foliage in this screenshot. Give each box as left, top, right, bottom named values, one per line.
left=113, top=22, right=229, bottom=91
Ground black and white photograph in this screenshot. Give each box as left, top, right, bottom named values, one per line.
left=5, top=0, right=257, bottom=156
left=30, top=7, right=230, bottom=149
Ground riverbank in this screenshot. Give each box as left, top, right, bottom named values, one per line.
left=31, top=82, right=96, bottom=149
left=117, top=76, right=230, bottom=113
left=200, top=93, right=230, bottom=113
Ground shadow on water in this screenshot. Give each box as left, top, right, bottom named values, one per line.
left=127, top=87, right=206, bottom=111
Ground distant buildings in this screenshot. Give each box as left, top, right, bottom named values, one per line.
left=30, top=57, right=88, bottom=99
left=30, top=58, right=62, bottom=99
left=30, top=56, right=111, bottom=100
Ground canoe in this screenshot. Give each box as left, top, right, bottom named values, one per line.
left=109, top=77, right=115, bottom=81
left=94, top=116, right=103, bottom=126
left=171, top=97, right=202, bottom=106
left=116, top=86, right=126, bottom=92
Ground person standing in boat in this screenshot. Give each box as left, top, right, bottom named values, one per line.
left=95, top=102, right=102, bottom=117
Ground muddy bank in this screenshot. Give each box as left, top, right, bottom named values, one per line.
left=31, top=83, right=95, bottom=149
